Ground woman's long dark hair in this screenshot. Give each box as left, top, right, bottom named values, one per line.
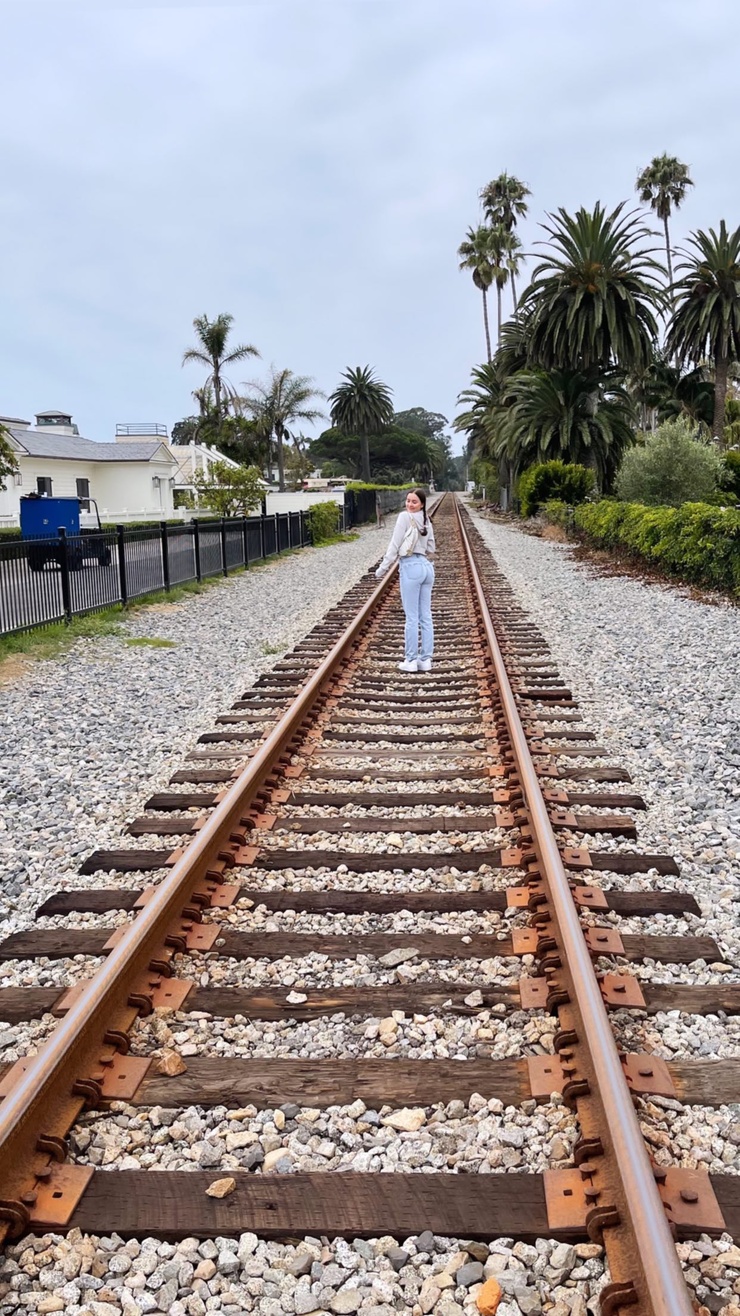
left=410, top=487, right=428, bottom=535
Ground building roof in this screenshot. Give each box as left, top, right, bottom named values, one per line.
left=8, top=429, right=176, bottom=464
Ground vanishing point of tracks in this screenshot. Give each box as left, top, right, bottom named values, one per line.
left=0, top=494, right=738, bottom=1316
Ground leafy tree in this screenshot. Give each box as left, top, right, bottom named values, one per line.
left=636, top=153, right=694, bottom=292
left=615, top=418, right=724, bottom=506
left=310, top=424, right=429, bottom=484
left=329, top=366, right=394, bottom=481
left=0, top=424, right=18, bottom=490
left=520, top=202, right=665, bottom=375
left=666, top=222, right=740, bottom=445
left=192, top=461, right=264, bottom=518
left=480, top=172, right=531, bottom=307
left=394, top=408, right=449, bottom=440
left=240, top=367, right=324, bottom=491
left=491, top=369, right=635, bottom=490
left=182, top=313, right=260, bottom=424
left=457, top=226, right=495, bottom=362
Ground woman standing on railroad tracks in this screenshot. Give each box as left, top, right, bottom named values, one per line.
left=375, top=487, right=436, bottom=672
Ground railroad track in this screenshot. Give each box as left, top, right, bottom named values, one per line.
left=0, top=494, right=738, bottom=1316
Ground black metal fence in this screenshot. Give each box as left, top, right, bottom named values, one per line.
left=0, top=511, right=317, bottom=639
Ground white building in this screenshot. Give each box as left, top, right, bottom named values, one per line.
left=0, top=413, right=179, bottom=525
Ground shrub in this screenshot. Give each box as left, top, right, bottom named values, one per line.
left=307, top=500, right=341, bottom=544
left=722, top=450, right=740, bottom=501
left=615, top=419, right=723, bottom=507
left=575, top=499, right=740, bottom=594
left=541, top=499, right=572, bottom=530
left=517, top=461, right=595, bottom=518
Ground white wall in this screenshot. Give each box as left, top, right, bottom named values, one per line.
left=92, top=460, right=175, bottom=519
left=265, top=490, right=343, bottom=515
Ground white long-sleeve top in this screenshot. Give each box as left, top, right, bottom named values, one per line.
left=375, top=509, right=436, bottom=578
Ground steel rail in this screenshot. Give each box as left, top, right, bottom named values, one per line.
left=455, top=499, right=693, bottom=1316
left=0, top=503, right=433, bottom=1238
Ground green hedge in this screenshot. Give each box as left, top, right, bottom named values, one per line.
left=574, top=500, right=740, bottom=595
left=307, top=501, right=341, bottom=544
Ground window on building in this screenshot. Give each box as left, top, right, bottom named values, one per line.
left=76, top=478, right=90, bottom=510
left=36, top=476, right=53, bottom=497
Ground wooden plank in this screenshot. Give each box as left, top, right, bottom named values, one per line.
left=251, top=849, right=503, bottom=872
left=137, top=1057, right=530, bottom=1109
left=288, top=791, right=646, bottom=809
left=0, top=988, right=60, bottom=1023
left=1, top=978, right=740, bottom=1025
left=69, top=1170, right=555, bottom=1242
left=711, top=1176, right=740, bottom=1241
left=669, top=1060, right=740, bottom=1108
left=0, top=927, right=718, bottom=965
left=588, top=852, right=680, bottom=875
left=36, top=890, right=140, bottom=917
left=321, top=732, right=486, bottom=744
left=79, top=850, right=174, bottom=874
left=170, top=769, right=236, bottom=784
left=128, top=818, right=199, bottom=836
left=145, top=793, right=219, bottom=810
left=31, top=887, right=702, bottom=919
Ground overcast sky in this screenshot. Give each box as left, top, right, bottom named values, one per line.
left=2, top=0, right=738, bottom=452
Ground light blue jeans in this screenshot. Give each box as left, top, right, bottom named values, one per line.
left=398, top=555, right=434, bottom=662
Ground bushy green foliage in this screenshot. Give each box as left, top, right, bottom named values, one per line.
left=192, top=462, right=264, bottom=518
left=517, top=460, right=595, bottom=518
left=722, top=450, right=740, bottom=501
left=541, top=499, right=571, bottom=529
left=575, top=499, right=740, bottom=594
left=307, top=500, right=341, bottom=544
left=0, top=424, right=18, bottom=491
left=346, top=482, right=415, bottom=492
left=615, top=419, right=723, bottom=507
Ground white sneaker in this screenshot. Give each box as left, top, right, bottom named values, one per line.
left=397, top=659, right=418, bottom=673
left=417, top=658, right=432, bottom=672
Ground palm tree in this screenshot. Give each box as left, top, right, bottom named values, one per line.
left=182, top=314, right=260, bottom=423
left=480, top=172, right=531, bottom=308
left=241, top=368, right=325, bottom=490
left=496, top=369, right=635, bottom=490
left=520, top=202, right=665, bottom=375
left=329, top=366, right=394, bottom=482
left=666, top=221, right=740, bottom=444
left=636, top=154, right=694, bottom=293
left=487, top=225, right=519, bottom=338
left=458, top=226, right=495, bottom=362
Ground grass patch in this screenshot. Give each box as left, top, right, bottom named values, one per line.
left=261, top=641, right=283, bottom=655
left=124, top=637, right=177, bottom=649
left=0, top=611, right=124, bottom=663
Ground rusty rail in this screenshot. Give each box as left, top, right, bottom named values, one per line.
left=455, top=500, right=694, bottom=1316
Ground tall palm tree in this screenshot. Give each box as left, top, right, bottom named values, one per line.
left=241, top=368, right=325, bottom=490
left=520, top=202, right=665, bottom=374
left=636, top=153, right=694, bottom=294
left=487, top=225, right=519, bottom=338
left=666, top=221, right=740, bottom=444
left=329, top=366, right=394, bottom=482
left=496, top=369, right=635, bottom=490
left=480, top=172, right=531, bottom=308
left=457, top=226, right=495, bottom=362
left=182, top=314, right=260, bottom=422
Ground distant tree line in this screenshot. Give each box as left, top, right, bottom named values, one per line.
left=176, top=318, right=463, bottom=493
